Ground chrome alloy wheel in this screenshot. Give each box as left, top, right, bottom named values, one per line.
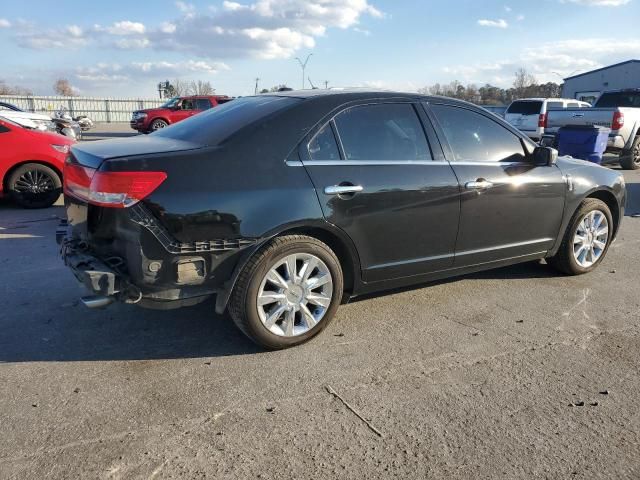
left=573, top=210, right=609, bottom=268
left=13, top=169, right=55, bottom=194
left=257, top=253, right=333, bottom=337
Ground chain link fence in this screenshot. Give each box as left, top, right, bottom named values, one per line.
left=0, top=95, right=165, bottom=123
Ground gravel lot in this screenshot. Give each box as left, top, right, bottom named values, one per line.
left=1, top=128, right=640, bottom=479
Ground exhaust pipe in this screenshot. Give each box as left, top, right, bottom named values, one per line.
left=81, top=295, right=115, bottom=309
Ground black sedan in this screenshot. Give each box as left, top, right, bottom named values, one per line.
left=58, top=90, right=626, bottom=349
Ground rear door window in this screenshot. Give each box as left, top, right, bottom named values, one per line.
left=507, top=101, right=543, bottom=115
left=431, top=104, right=526, bottom=163
left=308, top=123, right=341, bottom=161
left=333, top=103, right=432, bottom=161
left=196, top=98, right=213, bottom=110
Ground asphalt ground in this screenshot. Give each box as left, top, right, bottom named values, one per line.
left=1, top=127, right=639, bottom=479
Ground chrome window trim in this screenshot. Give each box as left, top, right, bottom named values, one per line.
left=287, top=160, right=533, bottom=167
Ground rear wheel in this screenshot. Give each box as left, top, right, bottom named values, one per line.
left=620, top=136, right=640, bottom=170
left=228, top=235, right=344, bottom=349
left=8, top=163, right=62, bottom=209
left=150, top=119, right=168, bottom=131
left=548, top=198, right=613, bottom=275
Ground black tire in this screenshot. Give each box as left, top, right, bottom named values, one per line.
left=619, top=136, right=640, bottom=170
left=548, top=198, right=613, bottom=275
left=228, top=235, right=344, bottom=349
left=150, top=119, right=168, bottom=131
left=8, top=163, right=62, bottom=209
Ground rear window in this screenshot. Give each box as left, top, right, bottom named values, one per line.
left=507, top=101, right=543, bottom=115
left=595, top=92, right=640, bottom=108
left=153, top=96, right=301, bottom=145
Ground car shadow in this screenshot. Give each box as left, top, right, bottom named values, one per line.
left=350, top=260, right=558, bottom=304
left=0, top=299, right=262, bottom=363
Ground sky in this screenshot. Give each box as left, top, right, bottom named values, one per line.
left=1, top=0, right=639, bottom=98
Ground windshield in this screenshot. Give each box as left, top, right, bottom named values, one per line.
left=153, top=96, right=301, bottom=145
left=595, top=92, right=640, bottom=108
left=506, top=101, right=543, bottom=115
left=160, top=97, right=180, bottom=109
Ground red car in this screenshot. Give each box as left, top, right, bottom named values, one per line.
left=130, top=95, right=233, bottom=133
left=0, top=117, right=74, bottom=208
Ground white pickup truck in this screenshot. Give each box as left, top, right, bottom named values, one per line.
left=543, top=89, right=640, bottom=170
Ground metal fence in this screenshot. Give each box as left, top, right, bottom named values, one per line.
left=0, top=95, right=165, bottom=123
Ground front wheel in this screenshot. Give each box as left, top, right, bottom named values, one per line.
left=228, top=235, right=344, bottom=349
left=150, top=119, right=168, bottom=131
left=619, top=136, right=640, bottom=170
left=548, top=198, right=613, bottom=275
left=8, top=163, right=62, bottom=208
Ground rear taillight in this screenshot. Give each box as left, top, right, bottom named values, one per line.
left=64, top=163, right=166, bottom=208
left=538, top=113, right=548, bottom=128
left=612, top=111, right=624, bottom=130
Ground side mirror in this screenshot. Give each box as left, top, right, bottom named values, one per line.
left=533, top=146, right=558, bottom=166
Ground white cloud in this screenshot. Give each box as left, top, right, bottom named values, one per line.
left=562, top=0, right=631, bottom=5
left=477, top=18, right=509, bottom=28
left=66, top=25, right=83, bottom=37
left=442, top=37, right=640, bottom=86
left=0, top=18, right=11, bottom=28
left=7, top=1, right=382, bottom=61
left=223, top=1, right=250, bottom=11
left=114, top=38, right=151, bottom=49
left=102, top=21, right=146, bottom=35
left=149, top=0, right=383, bottom=59
left=516, top=14, right=525, bottom=21
left=75, top=60, right=229, bottom=84
left=176, top=1, right=196, bottom=15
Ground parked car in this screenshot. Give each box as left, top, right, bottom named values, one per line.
left=543, top=89, right=640, bottom=170
left=58, top=90, right=626, bottom=349
left=0, top=101, right=56, bottom=133
left=505, top=98, right=591, bottom=141
left=0, top=117, right=74, bottom=208
left=130, top=95, right=233, bottom=133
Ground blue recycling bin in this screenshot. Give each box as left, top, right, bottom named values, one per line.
left=557, top=125, right=610, bottom=164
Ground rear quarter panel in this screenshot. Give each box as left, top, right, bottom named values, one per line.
left=548, top=157, right=626, bottom=256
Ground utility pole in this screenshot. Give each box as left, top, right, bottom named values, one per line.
left=295, top=54, right=313, bottom=89
left=254, top=77, right=260, bottom=95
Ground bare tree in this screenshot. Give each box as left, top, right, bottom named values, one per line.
left=513, top=68, right=537, bottom=97
left=0, top=80, right=33, bottom=95
left=164, top=79, right=215, bottom=97
left=418, top=73, right=561, bottom=105
left=53, top=78, right=77, bottom=96
left=187, top=80, right=215, bottom=95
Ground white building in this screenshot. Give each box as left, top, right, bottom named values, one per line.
left=562, top=60, right=640, bottom=104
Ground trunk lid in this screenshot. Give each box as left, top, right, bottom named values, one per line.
left=65, top=135, right=201, bottom=240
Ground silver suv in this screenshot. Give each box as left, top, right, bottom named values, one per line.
left=505, top=98, right=591, bottom=141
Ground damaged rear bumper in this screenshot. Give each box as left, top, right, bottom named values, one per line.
left=57, top=219, right=216, bottom=310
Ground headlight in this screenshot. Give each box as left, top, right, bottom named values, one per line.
left=133, top=112, right=147, bottom=120
left=51, top=144, right=70, bottom=154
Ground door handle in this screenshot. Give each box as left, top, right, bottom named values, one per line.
left=324, top=185, right=363, bottom=195
left=465, top=179, right=494, bottom=190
